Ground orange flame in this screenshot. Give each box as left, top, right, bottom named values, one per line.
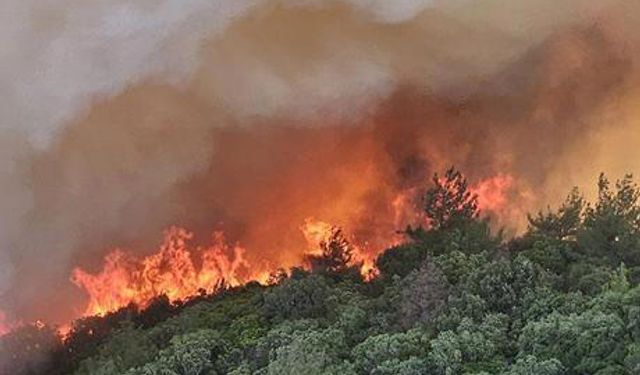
left=70, top=174, right=515, bottom=319
left=392, top=188, right=423, bottom=230
left=71, top=218, right=388, bottom=320
left=0, top=178, right=520, bottom=338
left=389, top=174, right=517, bottom=232
left=471, top=174, right=515, bottom=213
left=300, top=219, right=335, bottom=256
left=301, top=218, right=378, bottom=279
left=0, top=172, right=518, bottom=334
left=71, top=227, right=256, bottom=317
left=0, top=173, right=520, bottom=338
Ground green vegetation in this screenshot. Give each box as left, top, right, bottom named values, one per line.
left=4, top=169, right=640, bottom=374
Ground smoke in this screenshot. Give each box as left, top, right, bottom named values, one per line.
left=1, top=0, right=639, bottom=324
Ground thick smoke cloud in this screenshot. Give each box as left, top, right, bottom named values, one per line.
left=1, top=0, right=638, bottom=323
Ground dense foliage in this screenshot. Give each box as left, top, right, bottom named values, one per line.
left=4, top=170, right=640, bottom=374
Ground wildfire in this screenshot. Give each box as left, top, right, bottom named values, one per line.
left=71, top=217, right=387, bottom=320
left=390, top=174, right=517, bottom=231
left=300, top=219, right=336, bottom=256
left=301, top=218, right=378, bottom=279
left=71, top=173, right=516, bottom=318
left=471, top=174, right=515, bottom=212
left=71, top=227, right=256, bottom=317
left=392, top=188, right=423, bottom=231
left=0, top=172, right=518, bottom=337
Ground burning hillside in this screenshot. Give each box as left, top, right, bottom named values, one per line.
left=65, top=174, right=513, bottom=321
left=1, top=0, right=640, bottom=340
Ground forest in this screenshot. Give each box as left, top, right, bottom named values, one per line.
left=2, top=169, right=640, bottom=375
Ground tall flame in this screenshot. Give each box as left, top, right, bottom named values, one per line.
left=69, top=174, right=515, bottom=319
left=71, top=227, right=258, bottom=317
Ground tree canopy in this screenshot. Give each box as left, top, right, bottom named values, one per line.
left=4, top=170, right=640, bottom=375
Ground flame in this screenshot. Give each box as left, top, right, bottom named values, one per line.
left=471, top=174, right=515, bottom=212
left=301, top=218, right=378, bottom=279
left=390, top=174, right=517, bottom=231
left=57, top=323, right=72, bottom=339
left=71, top=227, right=257, bottom=317
left=0, top=172, right=518, bottom=335
left=471, top=174, right=533, bottom=229
left=300, top=219, right=335, bottom=256
left=392, top=188, right=423, bottom=230
left=71, top=218, right=387, bottom=320
left=70, top=173, right=516, bottom=319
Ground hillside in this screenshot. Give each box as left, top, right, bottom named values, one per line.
left=3, top=170, right=640, bottom=375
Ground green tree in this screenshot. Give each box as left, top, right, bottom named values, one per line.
left=375, top=243, right=427, bottom=279
left=249, top=319, right=320, bottom=371
left=503, top=355, right=565, bottom=375
left=262, top=274, right=331, bottom=323
left=75, top=322, right=158, bottom=375
left=428, top=314, right=509, bottom=374
left=264, top=328, right=354, bottom=375
left=408, top=168, right=499, bottom=258
left=0, top=323, right=64, bottom=375
left=424, top=168, right=479, bottom=230
left=528, top=187, right=585, bottom=241
left=463, top=256, right=541, bottom=316
left=579, top=174, right=640, bottom=273
left=307, top=228, right=361, bottom=280
left=518, top=311, right=626, bottom=374
left=129, top=329, right=227, bottom=375
left=351, top=328, right=428, bottom=374
left=398, top=259, right=450, bottom=329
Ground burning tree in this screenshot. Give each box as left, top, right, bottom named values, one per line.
left=424, top=167, right=479, bottom=230
left=401, top=167, right=499, bottom=260
left=307, top=227, right=362, bottom=279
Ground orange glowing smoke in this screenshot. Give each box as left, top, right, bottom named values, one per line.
left=471, top=174, right=532, bottom=229
left=391, top=174, right=518, bottom=231
left=0, top=310, right=9, bottom=336
left=392, top=188, right=423, bottom=231
left=71, top=227, right=258, bottom=316
left=471, top=174, right=515, bottom=212
left=67, top=173, right=515, bottom=321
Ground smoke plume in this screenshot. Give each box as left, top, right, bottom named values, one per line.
left=1, top=0, right=639, bottom=324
